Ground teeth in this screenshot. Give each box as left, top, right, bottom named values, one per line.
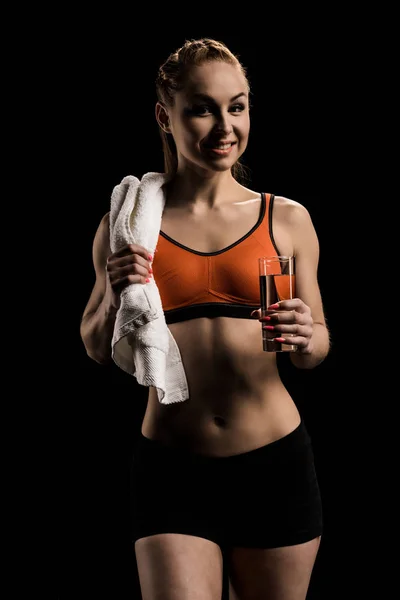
left=212, top=143, right=232, bottom=149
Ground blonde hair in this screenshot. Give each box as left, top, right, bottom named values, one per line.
left=155, top=38, right=251, bottom=183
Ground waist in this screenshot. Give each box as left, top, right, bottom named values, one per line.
left=142, top=316, right=300, bottom=455
left=143, top=387, right=301, bottom=456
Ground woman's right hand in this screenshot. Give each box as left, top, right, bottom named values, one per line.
left=105, top=244, right=153, bottom=310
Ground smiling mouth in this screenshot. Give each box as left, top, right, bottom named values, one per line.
left=204, top=142, right=236, bottom=150
left=203, top=142, right=237, bottom=156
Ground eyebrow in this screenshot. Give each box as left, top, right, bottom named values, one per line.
left=190, top=92, right=247, bottom=103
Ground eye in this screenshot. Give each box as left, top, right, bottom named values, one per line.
left=191, top=104, right=212, bottom=116
left=186, top=102, right=246, bottom=117
left=230, top=103, right=245, bottom=113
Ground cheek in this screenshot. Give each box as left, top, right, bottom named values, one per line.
left=177, top=124, right=208, bottom=153
left=184, top=121, right=208, bottom=141
left=237, top=115, right=250, bottom=138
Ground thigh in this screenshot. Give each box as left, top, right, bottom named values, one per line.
left=222, top=421, right=323, bottom=550
left=131, top=433, right=225, bottom=547
left=227, top=536, right=321, bottom=600
left=135, top=532, right=224, bottom=600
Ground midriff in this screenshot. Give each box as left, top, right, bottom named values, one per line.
left=141, top=315, right=301, bottom=457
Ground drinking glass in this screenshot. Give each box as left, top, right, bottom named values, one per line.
left=258, top=255, right=297, bottom=352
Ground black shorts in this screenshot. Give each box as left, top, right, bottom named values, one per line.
left=130, top=420, right=323, bottom=549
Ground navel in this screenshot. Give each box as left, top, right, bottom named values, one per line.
left=213, top=415, right=227, bottom=427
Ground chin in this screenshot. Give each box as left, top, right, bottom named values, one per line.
left=202, top=154, right=238, bottom=169
left=211, top=163, right=235, bottom=173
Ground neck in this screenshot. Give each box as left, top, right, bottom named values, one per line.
left=165, top=169, right=241, bottom=210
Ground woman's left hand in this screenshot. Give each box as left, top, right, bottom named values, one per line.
left=251, top=299, right=314, bottom=354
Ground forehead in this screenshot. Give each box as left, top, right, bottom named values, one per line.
left=179, top=61, right=248, bottom=100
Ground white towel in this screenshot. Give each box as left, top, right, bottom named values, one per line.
left=109, top=172, right=189, bottom=405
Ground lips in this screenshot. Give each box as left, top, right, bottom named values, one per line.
left=204, top=141, right=236, bottom=149
left=202, top=141, right=237, bottom=158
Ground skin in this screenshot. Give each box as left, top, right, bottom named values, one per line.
left=81, top=60, right=330, bottom=600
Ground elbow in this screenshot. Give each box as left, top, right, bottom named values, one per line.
left=85, top=349, right=113, bottom=365
left=86, top=348, right=112, bottom=365
left=81, top=337, right=113, bottom=366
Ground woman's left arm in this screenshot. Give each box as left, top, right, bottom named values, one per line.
left=288, top=202, right=330, bottom=369
left=252, top=200, right=331, bottom=369
left=256, top=201, right=331, bottom=369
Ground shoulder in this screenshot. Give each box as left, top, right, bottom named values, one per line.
left=272, top=195, right=312, bottom=226
left=93, top=212, right=111, bottom=255
left=97, top=211, right=110, bottom=236
left=272, top=195, right=319, bottom=255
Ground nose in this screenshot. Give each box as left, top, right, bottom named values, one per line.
left=213, top=112, right=233, bottom=135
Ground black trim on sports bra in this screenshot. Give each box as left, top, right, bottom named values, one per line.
left=160, top=193, right=267, bottom=256
left=165, top=303, right=260, bottom=324
left=268, top=194, right=281, bottom=256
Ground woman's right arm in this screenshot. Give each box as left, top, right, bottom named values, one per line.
left=80, top=212, right=153, bottom=364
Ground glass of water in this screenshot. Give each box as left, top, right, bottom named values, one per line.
left=258, top=255, right=297, bottom=352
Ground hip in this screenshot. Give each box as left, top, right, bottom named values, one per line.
left=142, top=383, right=301, bottom=457
left=131, top=418, right=323, bottom=547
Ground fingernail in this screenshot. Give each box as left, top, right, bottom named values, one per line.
left=268, top=303, right=279, bottom=309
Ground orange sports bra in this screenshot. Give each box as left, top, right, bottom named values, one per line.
left=152, top=192, right=280, bottom=324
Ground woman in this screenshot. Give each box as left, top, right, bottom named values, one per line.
left=80, top=38, right=330, bottom=600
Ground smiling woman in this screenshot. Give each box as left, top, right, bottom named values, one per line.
left=80, top=37, right=330, bottom=600
left=156, top=62, right=250, bottom=174
left=155, top=39, right=251, bottom=182
left=156, top=61, right=250, bottom=174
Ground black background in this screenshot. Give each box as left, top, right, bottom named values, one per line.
left=56, top=21, right=364, bottom=600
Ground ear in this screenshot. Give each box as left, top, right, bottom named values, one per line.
left=155, top=102, right=171, bottom=133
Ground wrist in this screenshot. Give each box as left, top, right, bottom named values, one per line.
left=295, top=341, right=313, bottom=355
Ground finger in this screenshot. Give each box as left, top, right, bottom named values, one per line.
left=263, top=311, right=297, bottom=324
left=264, top=323, right=313, bottom=337
left=274, top=335, right=309, bottom=349
left=266, top=311, right=312, bottom=327
left=107, top=253, right=152, bottom=274
left=109, top=262, right=149, bottom=283
left=267, top=298, right=309, bottom=313
left=113, top=272, right=150, bottom=290
left=111, top=244, right=152, bottom=261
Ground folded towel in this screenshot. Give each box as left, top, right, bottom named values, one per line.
left=109, top=172, right=189, bottom=404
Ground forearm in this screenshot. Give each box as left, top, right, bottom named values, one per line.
left=290, top=323, right=331, bottom=369
left=80, top=301, right=118, bottom=364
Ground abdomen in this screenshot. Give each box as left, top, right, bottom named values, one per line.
left=142, top=317, right=301, bottom=455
